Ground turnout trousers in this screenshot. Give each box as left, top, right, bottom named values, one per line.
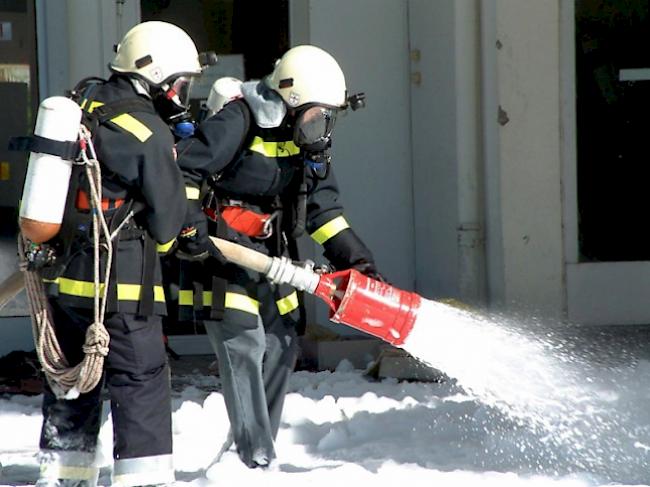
left=38, top=299, right=174, bottom=487
left=200, top=261, right=300, bottom=468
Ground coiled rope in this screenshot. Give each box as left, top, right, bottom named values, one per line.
left=20, top=125, right=127, bottom=399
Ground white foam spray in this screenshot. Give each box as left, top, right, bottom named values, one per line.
left=400, top=299, right=650, bottom=483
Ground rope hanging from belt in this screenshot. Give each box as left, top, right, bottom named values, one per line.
left=20, top=125, right=122, bottom=399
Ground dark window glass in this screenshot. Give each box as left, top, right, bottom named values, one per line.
left=576, top=0, right=650, bottom=261
left=141, top=0, right=289, bottom=116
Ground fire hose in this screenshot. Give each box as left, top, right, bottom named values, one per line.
left=209, top=237, right=422, bottom=346
left=0, top=231, right=422, bottom=381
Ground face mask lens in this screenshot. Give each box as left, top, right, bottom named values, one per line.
left=295, top=106, right=336, bottom=147
left=169, top=76, right=194, bottom=108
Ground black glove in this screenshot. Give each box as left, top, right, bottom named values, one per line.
left=321, top=227, right=387, bottom=282
left=176, top=201, right=227, bottom=264
left=351, top=260, right=386, bottom=282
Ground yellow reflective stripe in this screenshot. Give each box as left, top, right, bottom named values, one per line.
left=117, top=283, right=166, bottom=302
left=178, top=289, right=194, bottom=306
left=276, top=291, right=299, bottom=315
left=185, top=186, right=201, bottom=200
left=156, top=238, right=176, bottom=253
left=249, top=136, right=300, bottom=157
left=85, top=100, right=152, bottom=142
left=86, top=101, right=103, bottom=112
left=225, top=292, right=260, bottom=315
left=110, top=114, right=152, bottom=142
left=41, top=465, right=97, bottom=481
left=179, top=290, right=260, bottom=315
left=44, top=277, right=165, bottom=302
left=49, top=277, right=103, bottom=298
left=310, top=215, right=350, bottom=245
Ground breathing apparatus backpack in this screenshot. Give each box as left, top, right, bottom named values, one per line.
left=9, top=77, right=156, bottom=276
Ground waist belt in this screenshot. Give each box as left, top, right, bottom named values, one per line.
left=204, top=200, right=277, bottom=239
left=76, top=190, right=125, bottom=211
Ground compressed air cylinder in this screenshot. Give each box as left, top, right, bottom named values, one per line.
left=19, top=96, right=82, bottom=243
left=205, top=76, right=243, bottom=116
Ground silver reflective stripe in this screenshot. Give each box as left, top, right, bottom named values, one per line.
left=112, top=454, right=174, bottom=487
left=38, top=450, right=98, bottom=482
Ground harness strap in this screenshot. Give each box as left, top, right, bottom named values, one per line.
left=8, top=135, right=80, bottom=160
left=291, top=169, right=308, bottom=239
left=177, top=259, right=196, bottom=322
left=270, top=195, right=284, bottom=257
left=138, top=235, right=156, bottom=317
left=106, top=202, right=134, bottom=313
left=82, top=97, right=156, bottom=130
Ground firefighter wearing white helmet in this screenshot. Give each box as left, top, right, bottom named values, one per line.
left=110, top=20, right=202, bottom=85
left=168, top=44, right=377, bottom=469
left=266, top=44, right=347, bottom=108
left=110, top=20, right=213, bottom=137
left=15, top=21, right=213, bottom=487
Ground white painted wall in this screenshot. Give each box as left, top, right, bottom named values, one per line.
left=488, top=0, right=565, bottom=317
left=408, top=0, right=460, bottom=300
left=292, top=0, right=567, bottom=319
left=408, top=0, right=486, bottom=304
left=290, top=0, right=416, bottom=332
left=305, top=0, right=415, bottom=291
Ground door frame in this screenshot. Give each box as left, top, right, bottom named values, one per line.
left=561, top=0, right=650, bottom=325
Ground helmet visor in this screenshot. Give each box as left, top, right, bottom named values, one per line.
left=294, top=106, right=337, bottom=147
left=168, top=75, right=195, bottom=108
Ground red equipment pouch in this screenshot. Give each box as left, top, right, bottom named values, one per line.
left=75, top=189, right=124, bottom=212
left=205, top=205, right=274, bottom=239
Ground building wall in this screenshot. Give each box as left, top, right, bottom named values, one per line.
left=488, top=0, right=565, bottom=316
left=1, top=0, right=572, bottom=356
left=409, top=0, right=462, bottom=302
left=290, top=0, right=417, bottom=334
left=291, top=0, right=567, bottom=320
left=37, top=0, right=140, bottom=99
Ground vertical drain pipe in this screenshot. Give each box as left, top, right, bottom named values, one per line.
left=478, top=0, right=504, bottom=308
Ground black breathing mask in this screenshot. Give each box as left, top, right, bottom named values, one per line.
left=293, top=105, right=337, bottom=151
left=153, top=75, right=195, bottom=125
left=292, top=93, right=366, bottom=179
left=293, top=105, right=337, bottom=178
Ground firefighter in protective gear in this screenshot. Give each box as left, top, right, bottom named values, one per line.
left=173, top=44, right=380, bottom=468
left=31, top=21, right=205, bottom=487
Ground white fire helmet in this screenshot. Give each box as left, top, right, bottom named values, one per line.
left=110, top=21, right=202, bottom=87
left=265, top=45, right=347, bottom=109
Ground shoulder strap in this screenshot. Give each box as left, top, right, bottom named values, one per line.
left=82, top=97, right=156, bottom=131
left=8, top=135, right=79, bottom=160
left=80, top=96, right=157, bottom=143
